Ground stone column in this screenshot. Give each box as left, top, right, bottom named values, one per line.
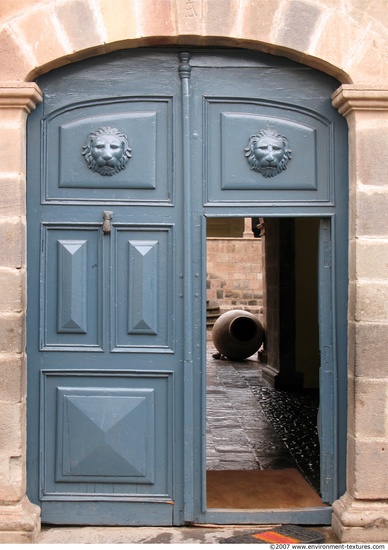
left=243, top=218, right=254, bottom=238
left=0, top=83, right=42, bottom=543
left=331, top=86, right=388, bottom=542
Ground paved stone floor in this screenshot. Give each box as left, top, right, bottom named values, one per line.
left=206, top=341, right=320, bottom=492
left=206, top=345, right=296, bottom=471
left=39, top=524, right=337, bottom=544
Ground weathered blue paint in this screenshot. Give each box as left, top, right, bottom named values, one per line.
left=319, top=218, right=337, bottom=503
left=27, top=51, right=184, bottom=526
left=27, top=48, right=348, bottom=526
left=179, top=52, right=196, bottom=523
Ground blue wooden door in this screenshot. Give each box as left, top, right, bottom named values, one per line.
left=186, top=50, right=348, bottom=524
left=27, top=49, right=348, bottom=526
left=27, top=51, right=186, bottom=525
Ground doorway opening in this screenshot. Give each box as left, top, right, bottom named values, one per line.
left=205, top=216, right=327, bottom=510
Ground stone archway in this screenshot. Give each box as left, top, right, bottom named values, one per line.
left=3, top=0, right=388, bottom=84
left=1, top=0, right=388, bottom=542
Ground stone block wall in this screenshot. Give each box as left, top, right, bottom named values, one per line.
left=206, top=238, right=263, bottom=314
left=0, top=84, right=42, bottom=543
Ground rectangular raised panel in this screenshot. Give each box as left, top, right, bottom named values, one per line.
left=113, top=226, right=174, bottom=352
left=128, top=240, right=158, bottom=335
left=43, top=98, right=173, bottom=204
left=58, top=112, right=157, bottom=189
left=204, top=99, right=332, bottom=205
left=41, top=371, right=172, bottom=498
left=41, top=225, right=102, bottom=350
left=57, top=240, right=87, bottom=333
left=220, top=113, right=317, bottom=190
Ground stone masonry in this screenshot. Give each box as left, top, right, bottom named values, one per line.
left=0, top=0, right=388, bottom=542
left=207, top=237, right=263, bottom=315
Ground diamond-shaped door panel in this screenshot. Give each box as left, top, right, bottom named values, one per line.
left=42, top=371, right=172, bottom=498
left=59, top=391, right=153, bottom=480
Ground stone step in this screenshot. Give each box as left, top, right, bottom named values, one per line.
left=206, top=302, right=221, bottom=328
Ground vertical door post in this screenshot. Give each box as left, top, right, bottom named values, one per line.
left=178, top=51, right=195, bottom=521
left=318, top=218, right=337, bottom=503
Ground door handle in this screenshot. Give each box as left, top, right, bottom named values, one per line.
left=102, top=211, right=113, bottom=234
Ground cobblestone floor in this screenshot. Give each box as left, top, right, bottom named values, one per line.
left=206, top=341, right=320, bottom=493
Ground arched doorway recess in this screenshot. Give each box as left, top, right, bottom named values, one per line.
left=26, top=48, right=348, bottom=526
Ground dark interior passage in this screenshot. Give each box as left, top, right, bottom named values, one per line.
left=206, top=217, right=322, bottom=509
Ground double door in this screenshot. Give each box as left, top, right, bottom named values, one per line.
left=27, top=49, right=347, bottom=525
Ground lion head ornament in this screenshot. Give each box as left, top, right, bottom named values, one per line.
left=245, top=129, right=292, bottom=178
left=82, top=126, right=131, bottom=176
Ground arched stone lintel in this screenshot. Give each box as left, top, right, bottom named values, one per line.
left=20, top=37, right=352, bottom=85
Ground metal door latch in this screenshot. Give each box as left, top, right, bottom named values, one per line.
left=102, top=211, right=113, bottom=234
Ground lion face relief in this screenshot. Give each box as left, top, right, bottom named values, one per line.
left=82, top=127, right=132, bottom=176
left=245, top=129, right=292, bottom=178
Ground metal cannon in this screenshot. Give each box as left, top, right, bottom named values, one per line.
left=211, top=309, right=265, bottom=360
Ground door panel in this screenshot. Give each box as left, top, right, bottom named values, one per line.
left=204, top=100, right=330, bottom=203
left=112, top=225, right=174, bottom=351
left=44, top=98, right=173, bottom=203
left=42, top=372, right=172, bottom=494
left=41, top=224, right=103, bottom=350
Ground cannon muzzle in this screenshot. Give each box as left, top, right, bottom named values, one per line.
left=211, top=309, right=264, bottom=360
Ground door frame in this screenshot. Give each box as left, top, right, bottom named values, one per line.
left=193, top=211, right=347, bottom=525
left=25, top=48, right=348, bottom=526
